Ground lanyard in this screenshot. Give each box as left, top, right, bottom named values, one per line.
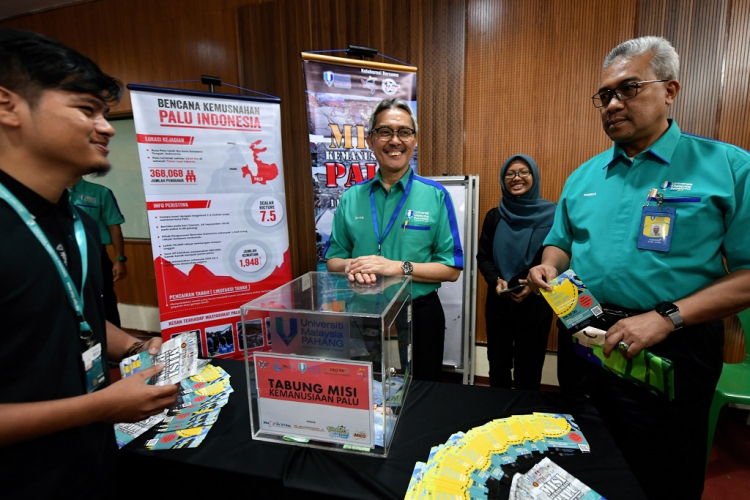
left=370, top=170, right=414, bottom=255
left=0, top=182, right=94, bottom=347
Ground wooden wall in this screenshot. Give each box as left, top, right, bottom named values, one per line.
left=106, top=241, right=159, bottom=306
left=3, top=0, right=747, bottom=361
left=2, top=0, right=254, bottom=113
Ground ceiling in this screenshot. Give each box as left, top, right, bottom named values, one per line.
left=0, top=0, right=91, bottom=22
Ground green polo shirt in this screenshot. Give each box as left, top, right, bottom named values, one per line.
left=545, top=120, right=750, bottom=310
left=69, top=179, right=125, bottom=245
left=325, top=167, right=463, bottom=298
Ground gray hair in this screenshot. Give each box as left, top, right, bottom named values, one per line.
left=603, top=36, right=679, bottom=80
left=367, top=98, right=419, bottom=135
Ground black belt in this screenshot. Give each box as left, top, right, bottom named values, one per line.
left=412, top=290, right=438, bottom=305
left=600, top=303, right=647, bottom=321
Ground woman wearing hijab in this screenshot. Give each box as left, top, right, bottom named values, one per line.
left=477, top=154, right=557, bottom=389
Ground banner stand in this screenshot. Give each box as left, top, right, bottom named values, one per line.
left=128, top=83, right=292, bottom=360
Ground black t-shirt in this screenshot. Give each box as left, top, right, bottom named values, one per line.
left=0, top=169, right=117, bottom=499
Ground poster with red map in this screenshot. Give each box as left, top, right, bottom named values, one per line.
left=129, top=86, right=292, bottom=359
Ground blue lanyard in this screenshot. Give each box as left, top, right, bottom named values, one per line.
left=0, top=182, right=94, bottom=346
left=370, top=171, right=414, bottom=255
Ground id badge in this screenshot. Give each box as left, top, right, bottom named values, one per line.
left=82, top=343, right=106, bottom=393
left=637, top=206, right=675, bottom=252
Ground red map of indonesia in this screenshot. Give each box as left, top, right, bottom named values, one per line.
left=242, top=140, right=278, bottom=185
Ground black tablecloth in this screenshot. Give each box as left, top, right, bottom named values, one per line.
left=119, top=359, right=646, bottom=500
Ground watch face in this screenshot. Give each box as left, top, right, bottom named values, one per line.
left=656, top=301, right=678, bottom=315
left=402, top=261, right=413, bottom=275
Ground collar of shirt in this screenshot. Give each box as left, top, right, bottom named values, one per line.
left=604, top=119, right=681, bottom=170
left=369, top=166, right=413, bottom=195
left=0, top=169, right=74, bottom=219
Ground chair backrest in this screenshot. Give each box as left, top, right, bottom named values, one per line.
left=737, top=308, right=750, bottom=364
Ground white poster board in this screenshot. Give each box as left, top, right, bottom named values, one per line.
left=428, top=176, right=479, bottom=382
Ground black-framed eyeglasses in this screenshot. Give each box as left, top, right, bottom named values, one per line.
left=591, top=79, right=669, bottom=108
left=370, top=126, right=416, bottom=141
left=504, top=170, right=531, bottom=180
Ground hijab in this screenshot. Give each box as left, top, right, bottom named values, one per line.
left=493, top=154, right=557, bottom=282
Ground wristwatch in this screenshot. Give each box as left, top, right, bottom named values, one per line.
left=401, top=261, right=413, bottom=276
left=655, top=301, right=683, bottom=330
left=115, top=255, right=128, bottom=263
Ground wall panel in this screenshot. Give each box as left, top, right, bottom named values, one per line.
left=2, top=0, right=255, bottom=113
left=106, top=240, right=159, bottom=306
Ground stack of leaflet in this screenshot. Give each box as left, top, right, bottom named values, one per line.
left=405, top=413, right=596, bottom=500
left=372, top=376, right=404, bottom=448
left=114, top=363, right=234, bottom=450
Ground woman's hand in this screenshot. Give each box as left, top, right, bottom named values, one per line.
left=495, top=278, right=509, bottom=296
left=510, top=279, right=532, bottom=303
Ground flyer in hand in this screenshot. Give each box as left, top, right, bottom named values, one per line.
left=119, top=331, right=201, bottom=386
left=114, top=363, right=233, bottom=450
left=539, top=269, right=603, bottom=330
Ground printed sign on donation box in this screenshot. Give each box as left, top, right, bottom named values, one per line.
left=254, top=352, right=373, bottom=447
left=269, top=312, right=350, bottom=358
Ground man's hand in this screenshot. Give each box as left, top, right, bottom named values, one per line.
left=139, top=337, right=163, bottom=356
left=112, top=260, right=127, bottom=281
left=345, top=255, right=398, bottom=283
left=603, top=311, right=674, bottom=358
left=97, top=364, right=179, bottom=423
left=526, top=264, right=559, bottom=292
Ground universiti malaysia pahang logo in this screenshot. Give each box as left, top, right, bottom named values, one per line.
left=275, top=317, right=298, bottom=346
left=323, top=71, right=334, bottom=87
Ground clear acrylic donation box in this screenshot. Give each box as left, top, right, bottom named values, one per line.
left=240, top=272, right=412, bottom=457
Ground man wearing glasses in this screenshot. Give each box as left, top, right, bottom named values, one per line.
left=528, top=37, right=750, bottom=499
left=325, top=98, right=463, bottom=382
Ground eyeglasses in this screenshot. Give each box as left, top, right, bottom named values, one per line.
left=504, top=170, right=531, bottom=180
left=370, top=126, right=416, bottom=141
left=591, top=79, right=669, bottom=108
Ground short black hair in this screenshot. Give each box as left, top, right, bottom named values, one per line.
left=0, top=28, right=122, bottom=106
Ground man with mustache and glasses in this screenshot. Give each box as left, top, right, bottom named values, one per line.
left=527, top=36, right=750, bottom=499
left=0, top=29, right=178, bottom=498
left=325, top=98, right=463, bottom=382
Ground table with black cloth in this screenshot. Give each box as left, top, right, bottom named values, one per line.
left=118, top=359, right=646, bottom=500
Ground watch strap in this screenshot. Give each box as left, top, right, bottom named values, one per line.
left=656, top=301, right=683, bottom=330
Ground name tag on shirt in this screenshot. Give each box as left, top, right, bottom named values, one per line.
left=637, top=206, right=675, bottom=252
left=82, top=343, right=106, bottom=393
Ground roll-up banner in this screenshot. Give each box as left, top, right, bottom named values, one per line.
left=129, top=85, right=292, bottom=359
left=301, top=54, right=418, bottom=268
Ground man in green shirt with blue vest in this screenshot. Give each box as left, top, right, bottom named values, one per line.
left=528, top=37, right=750, bottom=499
left=70, top=177, right=127, bottom=327
left=325, top=99, right=463, bottom=381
